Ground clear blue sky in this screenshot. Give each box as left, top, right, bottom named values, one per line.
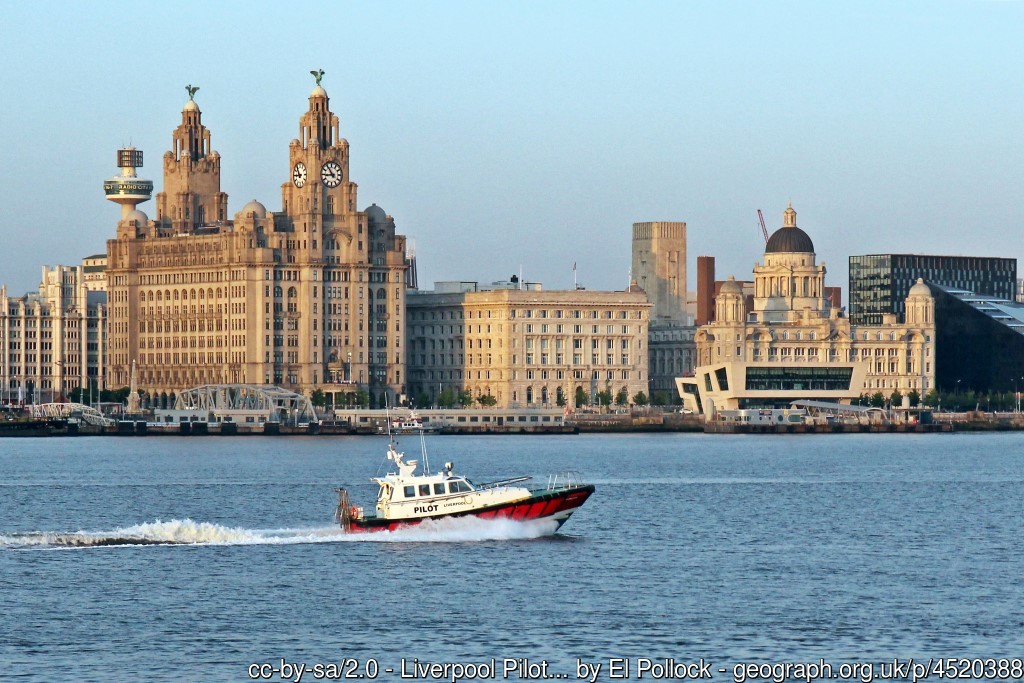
left=0, top=1, right=1021, bottom=300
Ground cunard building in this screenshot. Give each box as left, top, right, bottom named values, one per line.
left=105, top=76, right=409, bottom=405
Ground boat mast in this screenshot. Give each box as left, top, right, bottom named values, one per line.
left=419, top=422, right=431, bottom=475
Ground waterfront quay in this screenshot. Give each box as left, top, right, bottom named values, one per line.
left=6, top=406, right=1024, bottom=436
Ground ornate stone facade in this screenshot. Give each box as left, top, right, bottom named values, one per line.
left=105, top=80, right=408, bottom=403
left=648, top=322, right=694, bottom=401
left=0, top=265, right=107, bottom=403
left=679, top=206, right=935, bottom=415
left=407, top=284, right=651, bottom=409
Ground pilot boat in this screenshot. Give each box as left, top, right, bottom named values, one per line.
left=335, top=438, right=594, bottom=534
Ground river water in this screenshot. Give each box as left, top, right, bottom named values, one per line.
left=2, top=432, right=1023, bottom=682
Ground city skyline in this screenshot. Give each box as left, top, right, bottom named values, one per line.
left=1, top=1, right=1022, bottom=299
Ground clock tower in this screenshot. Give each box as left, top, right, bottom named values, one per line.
left=276, top=72, right=409, bottom=404
left=281, top=78, right=358, bottom=252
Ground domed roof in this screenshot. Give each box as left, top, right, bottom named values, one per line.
left=765, top=203, right=814, bottom=254
left=765, top=226, right=815, bottom=254
left=183, top=99, right=199, bottom=112
left=365, top=203, right=386, bottom=224
left=719, top=276, right=742, bottom=295
left=240, top=199, right=267, bottom=218
left=311, top=85, right=327, bottom=98
left=125, top=209, right=149, bottom=225
left=908, top=278, right=932, bottom=297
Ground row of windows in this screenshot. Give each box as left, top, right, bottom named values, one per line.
left=411, top=308, right=645, bottom=321
left=403, top=480, right=472, bottom=499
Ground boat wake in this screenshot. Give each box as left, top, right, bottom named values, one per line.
left=0, top=516, right=561, bottom=549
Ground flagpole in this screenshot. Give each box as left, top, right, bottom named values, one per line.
left=573, top=262, right=577, bottom=290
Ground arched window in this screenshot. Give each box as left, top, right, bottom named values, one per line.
left=288, top=287, right=297, bottom=298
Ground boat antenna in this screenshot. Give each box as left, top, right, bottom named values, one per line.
left=384, top=394, right=397, bottom=451
left=419, top=418, right=431, bottom=475
left=371, top=397, right=396, bottom=479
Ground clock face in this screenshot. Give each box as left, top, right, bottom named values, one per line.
left=292, top=162, right=307, bottom=188
left=321, top=161, right=342, bottom=188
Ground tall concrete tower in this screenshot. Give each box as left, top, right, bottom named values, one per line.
left=631, top=221, right=687, bottom=322
left=103, top=147, right=153, bottom=219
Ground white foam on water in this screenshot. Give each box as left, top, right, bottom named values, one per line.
left=360, top=515, right=561, bottom=543
left=0, top=515, right=561, bottom=549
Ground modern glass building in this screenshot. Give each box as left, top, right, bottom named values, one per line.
left=931, top=284, right=1024, bottom=393
left=849, top=254, right=1016, bottom=326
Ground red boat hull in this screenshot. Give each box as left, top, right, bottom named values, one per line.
left=347, top=484, right=595, bottom=534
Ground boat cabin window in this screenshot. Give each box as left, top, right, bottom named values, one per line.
left=448, top=480, right=472, bottom=493
left=404, top=486, right=415, bottom=498
left=433, top=483, right=445, bottom=495
left=419, top=484, right=431, bottom=496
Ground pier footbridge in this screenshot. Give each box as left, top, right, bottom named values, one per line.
left=157, top=384, right=319, bottom=426
left=28, top=403, right=117, bottom=427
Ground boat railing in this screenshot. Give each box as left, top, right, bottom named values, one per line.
left=546, top=471, right=585, bottom=491
left=475, top=476, right=532, bottom=491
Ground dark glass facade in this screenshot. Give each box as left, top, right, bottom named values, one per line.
left=849, top=254, right=1016, bottom=326
left=932, top=288, right=1024, bottom=393
left=744, top=366, right=854, bottom=392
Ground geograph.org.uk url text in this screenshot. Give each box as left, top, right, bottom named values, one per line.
left=245, top=656, right=1024, bottom=682
left=730, top=657, right=1024, bottom=682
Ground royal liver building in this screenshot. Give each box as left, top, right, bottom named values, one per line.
left=105, top=75, right=409, bottom=405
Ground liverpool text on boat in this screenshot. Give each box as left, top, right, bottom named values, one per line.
left=334, top=442, right=594, bottom=533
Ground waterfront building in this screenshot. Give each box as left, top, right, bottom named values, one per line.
left=406, top=282, right=651, bottom=409
left=697, top=255, right=840, bottom=325
left=678, top=205, right=935, bottom=416
left=632, top=221, right=695, bottom=402
left=104, top=78, right=409, bottom=405
left=849, top=253, right=1016, bottom=326
left=930, top=285, right=1024, bottom=394
left=647, top=322, right=695, bottom=400
left=0, top=265, right=107, bottom=404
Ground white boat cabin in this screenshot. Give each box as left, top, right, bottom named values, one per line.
left=362, top=442, right=532, bottom=521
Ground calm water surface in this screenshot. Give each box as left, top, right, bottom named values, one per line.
left=2, top=432, right=1024, bottom=681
